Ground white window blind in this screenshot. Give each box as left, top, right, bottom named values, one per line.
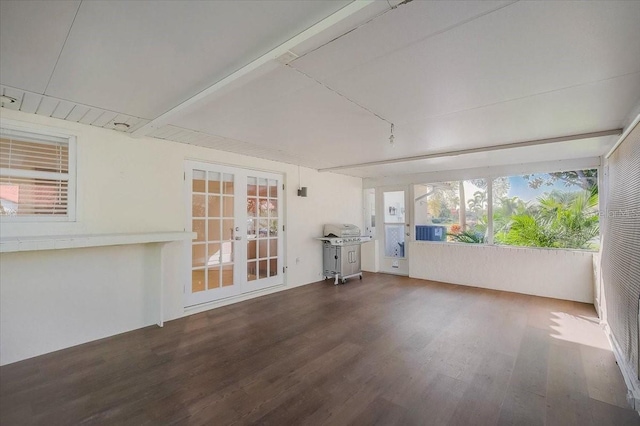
left=0, top=126, right=74, bottom=220
left=602, top=118, right=640, bottom=381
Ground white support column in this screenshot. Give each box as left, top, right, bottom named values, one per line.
left=158, top=243, right=166, bottom=327
left=487, top=179, right=494, bottom=245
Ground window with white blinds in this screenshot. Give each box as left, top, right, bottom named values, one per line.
left=0, top=125, right=75, bottom=220
left=602, top=117, right=640, bottom=381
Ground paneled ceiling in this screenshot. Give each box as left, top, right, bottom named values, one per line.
left=1, top=0, right=639, bottom=178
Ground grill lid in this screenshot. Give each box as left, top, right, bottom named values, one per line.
left=324, top=224, right=361, bottom=238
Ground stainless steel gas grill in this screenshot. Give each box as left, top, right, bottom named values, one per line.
left=319, top=224, right=370, bottom=285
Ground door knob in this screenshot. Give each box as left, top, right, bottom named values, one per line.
left=235, top=236, right=242, bottom=240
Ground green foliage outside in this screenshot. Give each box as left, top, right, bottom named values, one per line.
left=494, top=187, right=599, bottom=250
left=444, top=170, right=599, bottom=250
left=449, top=230, right=486, bottom=244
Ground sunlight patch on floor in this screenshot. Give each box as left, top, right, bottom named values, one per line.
left=548, top=311, right=610, bottom=350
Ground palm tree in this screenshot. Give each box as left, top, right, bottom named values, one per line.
left=493, top=196, right=528, bottom=236
left=449, top=230, right=486, bottom=244
left=497, top=214, right=558, bottom=247
left=539, top=187, right=599, bottom=248
left=467, top=190, right=487, bottom=213
left=496, top=188, right=599, bottom=249
left=497, top=196, right=528, bottom=216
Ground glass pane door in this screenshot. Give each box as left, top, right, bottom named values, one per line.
left=188, top=167, right=241, bottom=305
left=379, top=187, right=410, bottom=275
left=207, top=172, right=235, bottom=289
left=244, top=174, right=282, bottom=292
left=185, top=161, right=283, bottom=306
left=384, top=190, right=406, bottom=258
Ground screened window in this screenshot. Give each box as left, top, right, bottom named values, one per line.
left=414, top=179, right=487, bottom=243
left=412, top=169, right=599, bottom=250
left=493, top=170, right=599, bottom=250
left=0, top=125, right=75, bottom=221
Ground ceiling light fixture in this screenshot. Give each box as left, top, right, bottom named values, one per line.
left=113, top=122, right=130, bottom=132
left=0, top=95, right=18, bottom=105
left=389, top=123, right=395, bottom=147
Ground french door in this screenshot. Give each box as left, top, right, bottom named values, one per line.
left=378, top=186, right=410, bottom=275
left=185, top=161, right=284, bottom=306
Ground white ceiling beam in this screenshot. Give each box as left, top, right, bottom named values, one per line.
left=318, top=129, right=623, bottom=172
left=362, top=156, right=603, bottom=188
left=132, top=0, right=377, bottom=138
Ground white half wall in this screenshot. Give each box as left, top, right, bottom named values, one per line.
left=361, top=240, right=379, bottom=272
left=0, top=244, right=160, bottom=365
left=409, top=242, right=594, bottom=303
left=0, top=109, right=363, bottom=365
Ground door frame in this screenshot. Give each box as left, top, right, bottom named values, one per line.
left=377, top=185, right=412, bottom=275
left=183, top=160, right=285, bottom=307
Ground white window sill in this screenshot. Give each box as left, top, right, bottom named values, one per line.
left=0, top=231, right=195, bottom=253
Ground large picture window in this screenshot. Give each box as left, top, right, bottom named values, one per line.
left=414, top=179, right=488, bottom=243
left=493, top=170, right=599, bottom=250
left=413, top=169, right=599, bottom=250
left=0, top=123, right=76, bottom=221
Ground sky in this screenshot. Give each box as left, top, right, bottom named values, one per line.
left=507, top=174, right=582, bottom=203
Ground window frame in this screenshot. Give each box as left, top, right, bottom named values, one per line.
left=0, top=119, right=77, bottom=222
left=363, top=188, right=376, bottom=238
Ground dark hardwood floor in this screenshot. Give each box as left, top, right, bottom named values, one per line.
left=1, top=273, right=638, bottom=425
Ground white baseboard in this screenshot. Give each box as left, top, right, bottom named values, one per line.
left=181, top=277, right=321, bottom=317
left=183, top=283, right=288, bottom=317
left=602, top=322, right=640, bottom=413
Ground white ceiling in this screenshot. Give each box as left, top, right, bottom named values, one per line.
left=1, top=0, right=639, bottom=178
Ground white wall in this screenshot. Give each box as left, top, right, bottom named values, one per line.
left=361, top=240, right=379, bottom=272
left=0, top=109, right=362, bottom=365
left=409, top=242, right=594, bottom=303
left=0, top=244, right=161, bottom=364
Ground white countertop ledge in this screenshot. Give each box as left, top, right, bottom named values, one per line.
left=0, top=231, right=196, bottom=253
